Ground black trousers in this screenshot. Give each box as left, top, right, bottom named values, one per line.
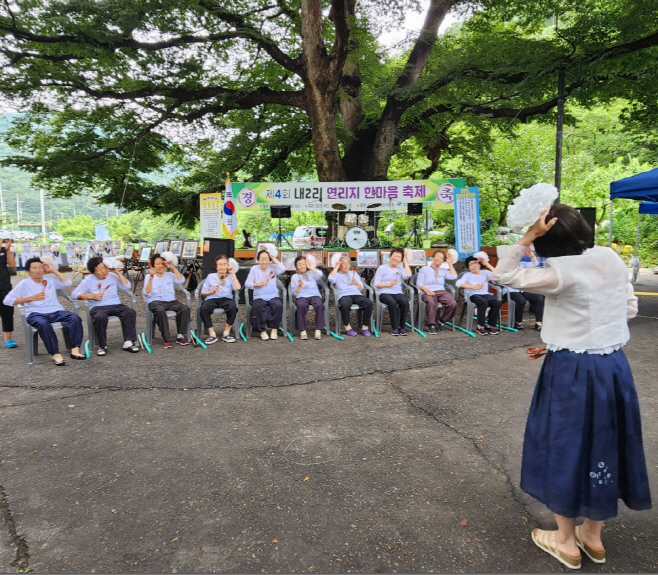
left=338, top=295, right=373, bottom=328
left=0, top=288, right=13, bottom=333
left=509, top=291, right=545, bottom=324
left=469, top=294, right=502, bottom=328
left=250, top=297, right=283, bottom=332
left=200, top=297, right=238, bottom=330
left=379, top=293, right=409, bottom=330
left=89, top=304, right=138, bottom=348
left=148, top=300, right=190, bottom=341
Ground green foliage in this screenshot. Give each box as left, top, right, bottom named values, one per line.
left=52, top=215, right=96, bottom=241
left=392, top=219, right=410, bottom=239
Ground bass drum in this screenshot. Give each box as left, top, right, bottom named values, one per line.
left=345, top=226, right=368, bottom=249
left=344, top=213, right=357, bottom=227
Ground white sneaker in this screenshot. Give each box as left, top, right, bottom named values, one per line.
left=261, top=331, right=269, bottom=341
left=300, top=330, right=308, bottom=340
left=315, top=330, right=322, bottom=340
left=271, top=330, right=278, bottom=340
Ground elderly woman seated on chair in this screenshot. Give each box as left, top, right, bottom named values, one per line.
left=245, top=250, right=286, bottom=340
left=373, top=247, right=412, bottom=336
left=144, top=253, right=191, bottom=349
left=199, top=254, right=240, bottom=344
left=416, top=250, right=458, bottom=334
left=328, top=256, right=372, bottom=337
left=456, top=256, right=502, bottom=336
left=72, top=256, right=139, bottom=356
left=504, top=247, right=545, bottom=331
left=291, top=255, right=325, bottom=341
left=3, top=257, right=86, bottom=366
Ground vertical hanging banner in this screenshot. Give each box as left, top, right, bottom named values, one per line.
left=454, top=187, right=481, bottom=260
left=199, top=192, right=223, bottom=241
left=222, top=177, right=239, bottom=239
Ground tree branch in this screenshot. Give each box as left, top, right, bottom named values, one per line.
left=197, top=0, right=301, bottom=73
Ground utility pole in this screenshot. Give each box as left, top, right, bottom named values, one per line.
left=73, top=206, right=76, bottom=218
left=16, top=197, right=21, bottom=224
left=0, top=182, right=4, bottom=215
left=554, top=67, right=566, bottom=203
left=40, top=188, right=47, bottom=241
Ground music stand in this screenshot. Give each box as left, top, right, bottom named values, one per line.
left=270, top=205, right=293, bottom=248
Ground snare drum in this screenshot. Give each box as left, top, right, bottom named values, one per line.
left=337, top=225, right=348, bottom=240
left=358, top=214, right=369, bottom=226
left=344, top=213, right=357, bottom=227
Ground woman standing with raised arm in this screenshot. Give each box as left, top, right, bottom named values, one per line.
left=328, top=256, right=372, bottom=337
left=245, top=249, right=285, bottom=340
left=373, top=247, right=412, bottom=335
left=493, top=204, right=651, bottom=570
left=290, top=254, right=325, bottom=340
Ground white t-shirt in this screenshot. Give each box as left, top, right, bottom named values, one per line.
left=290, top=269, right=323, bottom=299
left=373, top=264, right=411, bottom=295
left=456, top=270, right=494, bottom=296
left=72, top=272, right=131, bottom=308
left=3, top=275, right=71, bottom=317
left=143, top=272, right=185, bottom=303
left=416, top=265, right=457, bottom=292
left=201, top=273, right=237, bottom=300
left=328, top=271, right=364, bottom=299
left=245, top=263, right=286, bottom=301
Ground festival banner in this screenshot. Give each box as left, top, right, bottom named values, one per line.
left=454, top=187, right=481, bottom=260
left=232, top=178, right=466, bottom=212
left=199, top=192, right=223, bottom=241
left=222, top=178, right=239, bottom=239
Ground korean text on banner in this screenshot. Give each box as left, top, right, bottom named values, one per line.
left=222, top=178, right=239, bottom=239
left=200, top=192, right=223, bottom=241
left=454, top=187, right=481, bottom=260
left=232, top=179, right=466, bottom=211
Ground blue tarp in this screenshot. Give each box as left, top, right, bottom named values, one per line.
left=610, top=167, right=658, bottom=201
left=639, top=202, right=658, bottom=215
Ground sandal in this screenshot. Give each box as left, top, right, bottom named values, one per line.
left=96, top=347, right=107, bottom=356
left=531, top=529, right=581, bottom=570
left=54, top=359, right=66, bottom=366
left=514, top=323, right=524, bottom=330
left=526, top=347, right=546, bottom=354
left=69, top=353, right=87, bottom=361
left=575, top=526, right=606, bottom=564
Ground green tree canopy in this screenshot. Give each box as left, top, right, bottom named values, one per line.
left=1, top=0, right=657, bottom=226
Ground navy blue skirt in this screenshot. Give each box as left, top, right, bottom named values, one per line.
left=521, top=348, right=652, bottom=520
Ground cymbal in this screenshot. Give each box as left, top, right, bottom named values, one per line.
left=332, top=203, right=347, bottom=210
left=366, top=203, right=382, bottom=209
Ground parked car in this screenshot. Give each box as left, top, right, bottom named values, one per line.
left=48, top=232, right=63, bottom=241
left=292, top=225, right=328, bottom=249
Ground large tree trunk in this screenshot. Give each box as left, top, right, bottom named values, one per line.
left=300, top=0, right=347, bottom=181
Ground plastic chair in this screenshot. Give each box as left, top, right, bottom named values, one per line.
left=243, top=279, right=288, bottom=338
left=370, top=276, right=415, bottom=334
left=288, top=276, right=330, bottom=336
left=194, top=281, right=240, bottom=340
left=81, top=290, right=138, bottom=351
left=329, top=273, right=375, bottom=335
left=408, top=272, right=456, bottom=333
left=455, top=272, right=504, bottom=332
left=18, top=289, right=81, bottom=365
left=142, top=275, right=191, bottom=344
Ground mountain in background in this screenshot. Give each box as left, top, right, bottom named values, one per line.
left=1, top=114, right=113, bottom=225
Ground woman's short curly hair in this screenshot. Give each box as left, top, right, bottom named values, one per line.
left=533, top=204, right=594, bottom=258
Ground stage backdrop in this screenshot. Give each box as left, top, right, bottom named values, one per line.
left=232, top=179, right=466, bottom=212
left=199, top=192, right=223, bottom=242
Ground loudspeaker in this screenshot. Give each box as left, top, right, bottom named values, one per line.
left=201, top=238, right=235, bottom=280
left=407, top=202, right=423, bottom=215
left=270, top=205, right=292, bottom=219
left=576, top=207, right=596, bottom=235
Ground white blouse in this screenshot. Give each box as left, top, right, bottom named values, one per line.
left=493, top=244, right=637, bottom=353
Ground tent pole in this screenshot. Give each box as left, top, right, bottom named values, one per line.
left=608, top=199, right=613, bottom=247
left=634, top=211, right=641, bottom=255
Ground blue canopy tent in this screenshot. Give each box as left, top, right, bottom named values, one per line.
left=609, top=168, right=658, bottom=254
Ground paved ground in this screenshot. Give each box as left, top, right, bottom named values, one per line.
left=1, top=271, right=657, bottom=573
